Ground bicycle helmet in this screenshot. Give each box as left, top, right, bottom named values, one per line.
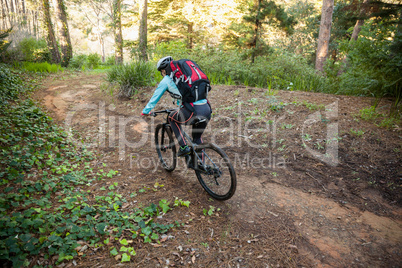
left=157, top=56, right=173, bottom=71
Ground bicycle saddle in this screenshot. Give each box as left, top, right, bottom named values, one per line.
left=190, top=116, right=207, bottom=126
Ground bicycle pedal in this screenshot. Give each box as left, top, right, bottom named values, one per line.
left=177, top=146, right=191, bottom=157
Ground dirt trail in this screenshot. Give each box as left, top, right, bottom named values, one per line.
left=228, top=176, right=401, bottom=267
left=35, top=72, right=401, bottom=267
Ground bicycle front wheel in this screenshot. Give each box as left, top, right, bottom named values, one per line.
left=155, top=124, right=177, bottom=171
left=195, top=143, right=236, bottom=200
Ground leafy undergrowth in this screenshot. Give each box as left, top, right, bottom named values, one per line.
left=0, top=66, right=189, bottom=267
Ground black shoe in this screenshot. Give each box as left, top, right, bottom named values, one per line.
left=177, top=146, right=191, bottom=157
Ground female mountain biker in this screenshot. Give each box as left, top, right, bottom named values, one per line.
left=141, top=56, right=212, bottom=157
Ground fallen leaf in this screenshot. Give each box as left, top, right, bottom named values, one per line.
left=288, top=244, right=298, bottom=253
left=172, top=252, right=181, bottom=257
left=79, top=245, right=88, bottom=252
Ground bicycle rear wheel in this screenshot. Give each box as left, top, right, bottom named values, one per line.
left=195, top=143, right=236, bottom=200
left=155, top=124, right=177, bottom=171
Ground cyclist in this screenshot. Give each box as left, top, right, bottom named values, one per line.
left=141, top=56, right=212, bottom=157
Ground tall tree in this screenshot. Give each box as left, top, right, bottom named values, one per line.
left=53, top=0, right=73, bottom=67
left=148, top=0, right=209, bottom=49
left=42, top=0, right=61, bottom=63
left=315, top=0, right=334, bottom=74
left=225, top=0, right=295, bottom=63
left=0, top=0, right=6, bottom=30
left=3, top=0, right=13, bottom=28
left=113, top=0, right=123, bottom=64
left=138, top=0, right=147, bottom=61
left=69, top=0, right=111, bottom=62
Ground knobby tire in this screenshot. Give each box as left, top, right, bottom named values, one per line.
left=155, top=124, right=177, bottom=172
left=194, top=143, right=236, bottom=200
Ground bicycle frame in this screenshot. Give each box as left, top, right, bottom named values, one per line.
left=151, top=109, right=213, bottom=174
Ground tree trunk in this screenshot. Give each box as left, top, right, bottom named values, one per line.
left=315, top=0, right=334, bottom=74
left=187, top=22, right=193, bottom=50
left=1, top=0, right=6, bottom=30
left=33, top=10, right=37, bottom=37
left=338, top=0, right=370, bottom=75
left=4, top=0, right=13, bottom=28
left=53, top=0, right=72, bottom=67
left=95, top=10, right=105, bottom=63
left=34, top=11, right=39, bottom=38
left=350, top=0, right=370, bottom=41
left=98, top=33, right=105, bottom=63
left=251, top=0, right=262, bottom=64
left=113, top=0, right=123, bottom=65
left=42, top=0, right=61, bottom=63
left=10, top=0, right=15, bottom=27
left=28, top=10, right=32, bottom=35
left=15, top=0, right=20, bottom=27
left=138, top=0, right=148, bottom=61
left=21, top=0, right=28, bottom=30
left=18, top=0, right=24, bottom=27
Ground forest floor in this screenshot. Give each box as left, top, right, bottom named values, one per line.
left=33, top=71, right=401, bottom=268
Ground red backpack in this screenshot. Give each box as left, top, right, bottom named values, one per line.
left=166, top=59, right=211, bottom=111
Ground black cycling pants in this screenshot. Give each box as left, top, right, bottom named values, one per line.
left=168, top=103, right=211, bottom=147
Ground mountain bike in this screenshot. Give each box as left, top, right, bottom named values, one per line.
left=151, top=109, right=236, bottom=200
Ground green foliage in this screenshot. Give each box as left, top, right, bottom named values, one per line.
left=0, top=64, right=24, bottom=105
left=147, top=0, right=209, bottom=49
left=284, top=1, right=319, bottom=63
left=174, top=198, right=190, bottom=208
left=147, top=42, right=331, bottom=93
left=0, top=84, right=93, bottom=266
left=149, top=40, right=190, bottom=62
left=336, top=19, right=401, bottom=99
left=104, top=55, right=116, bottom=66
left=0, top=28, right=13, bottom=56
left=330, top=2, right=361, bottom=56
left=377, top=117, right=399, bottom=129
left=87, top=53, right=101, bottom=69
left=15, top=61, right=64, bottom=73
left=189, top=46, right=330, bottom=93
left=69, top=54, right=88, bottom=70
left=69, top=53, right=111, bottom=70
left=359, top=106, right=382, bottom=121
left=203, top=205, right=220, bottom=216
left=106, top=61, right=156, bottom=98
left=358, top=106, right=400, bottom=129
left=224, top=0, right=295, bottom=62
left=350, top=128, right=365, bottom=137
left=17, top=37, right=51, bottom=62
left=293, top=100, right=325, bottom=111
left=0, top=68, right=190, bottom=266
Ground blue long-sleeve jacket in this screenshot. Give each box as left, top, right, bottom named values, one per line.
left=142, top=75, right=206, bottom=114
